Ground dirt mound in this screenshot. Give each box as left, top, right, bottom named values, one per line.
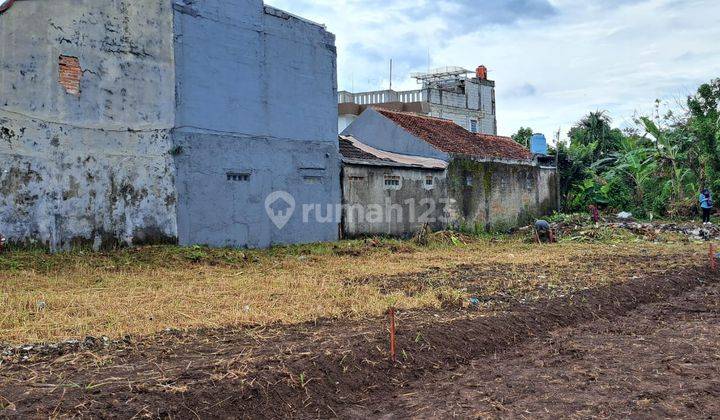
left=1, top=266, right=716, bottom=418
left=357, top=278, right=720, bottom=418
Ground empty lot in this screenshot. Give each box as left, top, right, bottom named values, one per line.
left=1, top=231, right=717, bottom=417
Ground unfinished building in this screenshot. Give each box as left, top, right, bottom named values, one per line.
left=340, top=109, right=557, bottom=235
left=0, top=0, right=339, bottom=250
left=338, top=66, right=497, bottom=135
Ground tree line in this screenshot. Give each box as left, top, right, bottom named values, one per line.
left=512, top=78, right=720, bottom=218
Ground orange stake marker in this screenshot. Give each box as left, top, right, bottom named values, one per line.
left=710, top=243, right=717, bottom=271
left=389, top=307, right=396, bottom=362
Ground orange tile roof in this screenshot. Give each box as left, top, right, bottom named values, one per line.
left=376, top=109, right=533, bottom=161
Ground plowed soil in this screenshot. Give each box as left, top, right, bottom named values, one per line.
left=1, top=266, right=718, bottom=418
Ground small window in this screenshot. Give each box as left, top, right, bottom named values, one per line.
left=227, top=172, right=250, bottom=182
left=349, top=176, right=365, bottom=181
left=470, top=119, right=478, bottom=133
left=465, top=176, right=473, bottom=186
left=384, top=175, right=400, bottom=187
left=425, top=176, right=434, bottom=186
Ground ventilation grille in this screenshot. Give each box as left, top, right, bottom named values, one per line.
left=227, top=173, right=250, bottom=182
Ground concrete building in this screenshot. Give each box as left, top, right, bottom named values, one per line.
left=340, top=135, right=448, bottom=236
left=338, top=66, right=497, bottom=135
left=0, top=0, right=339, bottom=250
left=340, top=109, right=557, bottom=234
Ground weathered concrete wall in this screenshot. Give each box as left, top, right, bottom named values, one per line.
left=447, top=158, right=556, bottom=232
left=538, top=167, right=559, bottom=214
left=425, top=80, right=496, bottom=135
left=0, top=0, right=177, bottom=249
left=477, top=83, right=496, bottom=135
left=173, top=0, right=340, bottom=247
left=342, top=158, right=557, bottom=236
left=342, top=108, right=554, bottom=232
left=342, top=165, right=448, bottom=237
left=342, top=109, right=449, bottom=160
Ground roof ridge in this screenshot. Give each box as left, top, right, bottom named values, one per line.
left=474, top=132, right=514, bottom=141
left=375, top=109, right=533, bottom=161
left=375, top=108, right=453, bottom=123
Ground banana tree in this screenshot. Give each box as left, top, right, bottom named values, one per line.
left=640, top=116, right=688, bottom=205
left=610, top=138, right=656, bottom=208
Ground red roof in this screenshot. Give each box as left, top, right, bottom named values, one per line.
left=376, top=109, right=533, bottom=161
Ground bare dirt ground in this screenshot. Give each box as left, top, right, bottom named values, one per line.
left=1, top=260, right=717, bottom=418
left=350, top=277, right=720, bottom=419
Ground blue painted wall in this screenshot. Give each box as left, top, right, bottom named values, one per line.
left=174, top=133, right=339, bottom=247
left=173, top=0, right=341, bottom=247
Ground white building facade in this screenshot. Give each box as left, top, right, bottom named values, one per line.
left=338, top=66, right=497, bottom=135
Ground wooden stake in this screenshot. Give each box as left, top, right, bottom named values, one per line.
left=710, top=243, right=717, bottom=271
left=388, top=307, right=396, bottom=362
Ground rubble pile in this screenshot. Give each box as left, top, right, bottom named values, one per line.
left=608, top=221, right=720, bottom=241
left=549, top=217, right=720, bottom=242
left=1, top=335, right=131, bottom=362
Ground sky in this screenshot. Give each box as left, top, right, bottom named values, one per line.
left=268, top=0, right=720, bottom=142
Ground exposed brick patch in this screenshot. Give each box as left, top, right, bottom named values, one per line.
left=58, top=55, right=81, bottom=96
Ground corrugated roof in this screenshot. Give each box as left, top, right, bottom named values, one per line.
left=339, top=135, right=447, bottom=170
left=376, top=109, right=533, bottom=161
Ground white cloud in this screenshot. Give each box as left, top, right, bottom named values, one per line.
left=268, top=0, right=720, bottom=141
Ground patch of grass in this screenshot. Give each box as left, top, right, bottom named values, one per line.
left=0, top=233, right=709, bottom=344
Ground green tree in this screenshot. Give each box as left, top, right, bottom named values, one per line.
left=640, top=116, right=694, bottom=212
left=568, top=111, right=627, bottom=164
left=553, top=79, right=720, bottom=218
left=687, top=79, right=720, bottom=191
left=511, top=127, right=533, bottom=148
left=606, top=136, right=656, bottom=209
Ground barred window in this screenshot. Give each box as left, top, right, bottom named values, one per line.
left=384, top=175, right=400, bottom=187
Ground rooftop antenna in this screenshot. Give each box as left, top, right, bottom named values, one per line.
left=389, top=59, right=393, bottom=91
left=427, top=47, right=430, bottom=74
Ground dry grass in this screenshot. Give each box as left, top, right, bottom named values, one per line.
left=0, top=234, right=711, bottom=344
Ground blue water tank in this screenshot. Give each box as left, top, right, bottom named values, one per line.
left=530, top=133, right=548, bottom=155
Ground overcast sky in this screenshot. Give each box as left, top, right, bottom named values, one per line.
left=268, top=0, right=720, bottom=141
